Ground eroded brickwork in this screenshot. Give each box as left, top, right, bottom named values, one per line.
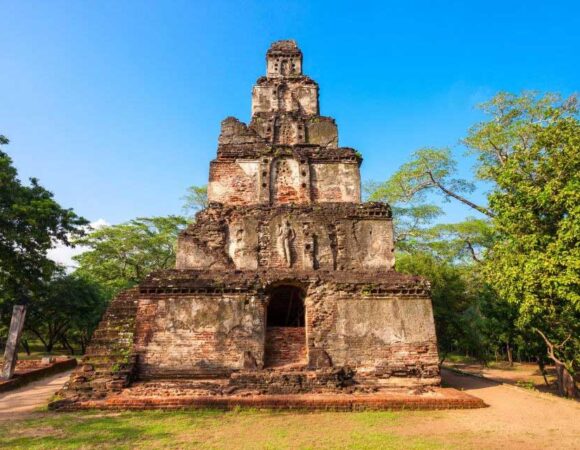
left=54, top=40, right=441, bottom=410
left=176, top=203, right=395, bottom=271
left=134, top=293, right=266, bottom=379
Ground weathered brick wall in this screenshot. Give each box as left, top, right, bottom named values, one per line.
left=208, top=157, right=360, bottom=206
left=53, top=289, right=139, bottom=405
left=176, top=204, right=395, bottom=272
left=133, top=293, right=266, bottom=379
left=252, top=80, right=318, bottom=116
left=129, top=284, right=439, bottom=384
left=311, top=163, right=361, bottom=203
left=270, top=157, right=310, bottom=204
left=208, top=160, right=260, bottom=205
left=305, top=284, right=440, bottom=384
left=264, top=327, right=306, bottom=367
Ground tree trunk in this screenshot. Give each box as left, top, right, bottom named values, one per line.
left=20, top=339, right=31, bottom=355
left=59, top=335, right=75, bottom=355
left=555, top=362, right=578, bottom=398
left=46, top=338, right=54, bottom=354
left=537, top=359, right=550, bottom=386
left=534, top=328, right=578, bottom=398
left=506, top=342, right=513, bottom=367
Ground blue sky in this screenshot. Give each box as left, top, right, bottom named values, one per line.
left=1, top=0, right=578, bottom=226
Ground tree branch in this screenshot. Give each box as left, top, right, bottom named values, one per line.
left=555, top=334, right=572, bottom=349
left=465, top=240, right=482, bottom=263
left=533, top=328, right=563, bottom=365
left=426, top=171, right=495, bottom=217
left=487, top=139, right=507, bottom=166
left=397, top=179, right=432, bottom=201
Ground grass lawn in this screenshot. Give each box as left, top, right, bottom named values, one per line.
left=0, top=409, right=450, bottom=450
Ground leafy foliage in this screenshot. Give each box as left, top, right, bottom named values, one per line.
left=0, top=135, right=88, bottom=301
left=369, top=147, right=492, bottom=216
left=25, top=273, right=107, bottom=354
left=74, top=216, right=188, bottom=297
left=182, top=185, right=208, bottom=218
left=372, top=92, right=579, bottom=396
left=482, top=103, right=580, bottom=385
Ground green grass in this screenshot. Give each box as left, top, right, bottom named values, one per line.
left=0, top=409, right=452, bottom=450
left=1, top=339, right=81, bottom=362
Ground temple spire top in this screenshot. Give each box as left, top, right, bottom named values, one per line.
left=266, top=40, right=303, bottom=78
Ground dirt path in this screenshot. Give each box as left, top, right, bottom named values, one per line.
left=444, top=360, right=559, bottom=394
left=0, top=371, right=71, bottom=420
left=399, top=369, right=580, bottom=449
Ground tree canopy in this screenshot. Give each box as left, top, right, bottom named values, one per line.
left=73, top=216, right=188, bottom=297
left=1, top=135, right=87, bottom=306
left=369, top=92, right=579, bottom=397
left=182, top=185, right=208, bottom=218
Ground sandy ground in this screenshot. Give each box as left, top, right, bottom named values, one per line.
left=0, top=370, right=72, bottom=420
left=444, top=360, right=560, bottom=394
left=407, top=369, right=580, bottom=449
left=0, top=368, right=578, bottom=449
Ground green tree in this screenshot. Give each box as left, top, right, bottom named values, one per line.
left=74, top=216, right=188, bottom=297
left=369, top=147, right=493, bottom=217
left=182, top=185, right=208, bottom=218
left=24, top=273, right=107, bottom=354
left=0, top=135, right=87, bottom=344
left=373, top=92, right=579, bottom=396
left=422, top=219, right=495, bottom=264
left=482, top=103, right=580, bottom=397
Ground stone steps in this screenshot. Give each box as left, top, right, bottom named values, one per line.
left=55, top=288, right=140, bottom=402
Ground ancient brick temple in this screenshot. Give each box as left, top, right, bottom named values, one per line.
left=55, top=41, right=442, bottom=408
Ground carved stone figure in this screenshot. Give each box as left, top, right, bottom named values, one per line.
left=233, top=227, right=245, bottom=258
left=277, top=220, right=296, bottom=267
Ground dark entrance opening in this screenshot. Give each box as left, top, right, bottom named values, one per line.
left=265, top=285, right=306, bottom=368
left=267, top=285, right=305, bottom=327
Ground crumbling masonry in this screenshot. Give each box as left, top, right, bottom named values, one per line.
left=55, top=41, right=441, bottom=408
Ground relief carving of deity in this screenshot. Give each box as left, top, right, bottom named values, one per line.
left=232, top=227, right=245, bottom=258
left=277, top=220, right=296, bottom=267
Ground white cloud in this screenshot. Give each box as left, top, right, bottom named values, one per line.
left=47, top=219, right=109, bottom=271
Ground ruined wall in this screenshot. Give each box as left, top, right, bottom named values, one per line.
left=252, top=80, right=319, bottom=116
left=207, top=156, right=359, bottom=205
left=305, top=117, right=338, bottom=148
left=134, top=293, right=266, bottom=379
left=270, top=157, right=310, bottom=204
left=311, top=162, right=360, bottom=202
left=128, top=273, right=439, bottom=385
left=54, top=289, right=140, bottom=404
left=208, top=160, right=260, bottom=205
left=306, top=284, right=440, bottom=385
left=176, top=204, right=395, bottom=271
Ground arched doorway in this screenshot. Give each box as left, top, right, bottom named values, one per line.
left=264, top=285, right=306, bottom=368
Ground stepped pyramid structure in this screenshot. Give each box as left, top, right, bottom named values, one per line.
left=55, top=41, right=442, bottom=409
